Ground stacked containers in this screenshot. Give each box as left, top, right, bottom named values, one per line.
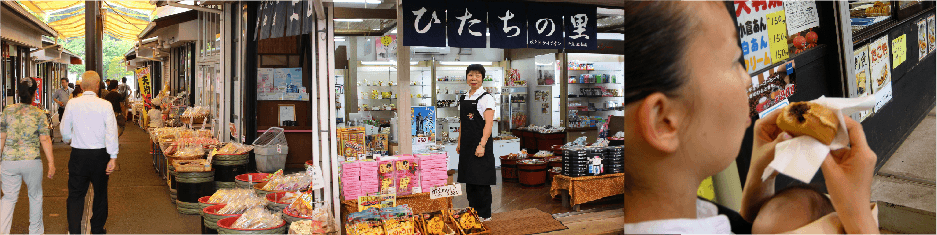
left=341, top=162, right=361, bottom=201
left=419, top=153, right=449, bottom=189
left=395, top=155, right=418, bottom=196
left=562, top=147, right=590, bottom=177
left=359, top=161, right=380, bottom=196
left=604, top=146, right=624, bottom=174
left=586, top=147, right=606, bottom=176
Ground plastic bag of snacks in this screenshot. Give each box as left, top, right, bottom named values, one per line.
left=217, top=195, right=267, bottom=214
left=173, top=144, right=205, bottom=158
left=449, top=208, right=487, bottom=234
left=286, top=191, right=315, bottom=217
left=348, top=221, right=385, bottom=235
left=217, top=142, right=254, bottom=155
left=289, top=220, right=329, bottom=234
left=533, top=150, right=553, bottom=158
left=262, top=173, right=313, bottom=191
left=231, top=207, right=284, bottom=229
left=420, top=211, right=455, bottom=235
left=208, top=188, right=257, bottom=204
left=380, top=205, right=418, bottom=235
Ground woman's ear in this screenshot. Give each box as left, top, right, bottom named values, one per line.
left=635, top=93, right=682, bottom=153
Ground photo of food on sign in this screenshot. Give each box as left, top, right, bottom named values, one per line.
left=748, top=61, right=796, bottom=117
left=919, top=19, right=928, bottom=60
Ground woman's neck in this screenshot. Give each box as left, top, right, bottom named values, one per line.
left=623, top=161, right=704, bottom=224
left=469, top=87, right=480, bottom=94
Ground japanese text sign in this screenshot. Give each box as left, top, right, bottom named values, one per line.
left=564, top=4, right=597, bottom=50
left=735, top=0, right=783, bottom=73
left=447, top=1, right=487, bottom=48
left=869, top=35, right=892, bottom=112
left=747, top=61, right=796, bottom=118
left=488, top=2, right=527, bottom=49
left=892, top=34, right=907, bottom=69
left=527, top=3, right=564, bottom=49
left=403, top=0, right=447, bottom=47
left=767, top=10, right=789, bottom=63
left=783, top=1, right=819, bottom=37
left=136, top=67, right=151, bottom=101
left=430, top=184, right=463, bottom=199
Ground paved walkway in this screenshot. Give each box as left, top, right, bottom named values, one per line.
left=4, top=124, right=200, bottom=234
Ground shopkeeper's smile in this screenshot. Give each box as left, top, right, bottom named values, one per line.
left=467, top=71, right=483, bottom=89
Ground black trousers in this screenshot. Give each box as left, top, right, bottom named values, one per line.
left=57, top=107, right=64, bottom=122
left=67, top=148, right=110, bottom=234
left=465, top=184, right=492, bottom=218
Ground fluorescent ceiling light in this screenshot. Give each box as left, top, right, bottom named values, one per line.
left=335, top=19, right=364, bottom=22
left=334, top=37, right=346, bottom=41
left=439, top=61, right=493, bottom=66
left=597, top=33, right=624, bottom=41
left=362, top=61, right=419, bottom=65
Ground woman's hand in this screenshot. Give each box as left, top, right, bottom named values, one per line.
left=47, top=163, right=55, bottom=179
left=475, top=145, right=485, bottom=157
left=820, top=116, right=878, bottom=234
left=456, top=145, right=460, bottom=153
left=741, top=110, right=792, bottom=222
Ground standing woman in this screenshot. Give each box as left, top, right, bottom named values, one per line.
left=0, top=79, right=56, bottom=234
left=456, top=64, right=496, bottom=221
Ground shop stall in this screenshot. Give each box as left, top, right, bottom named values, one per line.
left=1, top=1, right=59, bottom=107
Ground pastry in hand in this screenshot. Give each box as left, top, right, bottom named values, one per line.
left=776, top=102, right=839, bottom=145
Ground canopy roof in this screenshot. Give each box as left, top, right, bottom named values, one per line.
left=17, top=1, right=156, bottom=40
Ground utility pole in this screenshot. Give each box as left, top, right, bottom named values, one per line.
left=85, top=1, right=103, bottom=75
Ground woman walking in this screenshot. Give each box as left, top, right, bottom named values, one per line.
left=0, top=79, right=56, bottom=234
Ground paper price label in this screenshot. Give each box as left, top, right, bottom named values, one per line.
left=414, top=137, right=429, bottom=144
left=277, top=145, right=282, bottom=154
left=892, top=34, right=907, bottom=69
left=430, top=184, right=463, bottom=199
left=767, top=11, right=789, bottom=63
left=306, top=165, right=325, bottom=190
left=412, top=186, right=422, bottom=194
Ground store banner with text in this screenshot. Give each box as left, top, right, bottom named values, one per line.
left=488, top=2, right=527, bottom=49
left=447, top=1, right=487, bottom=48
left=403, top=0, right=447, bottom=47
left=735, top=0, right=783, bottom=73
left=32, top=78, right=42, bottom=106
left=564, top=4, right=597, bottom=50
left=869, top=35, right=892, bottom=112
left=748, top=61, right=796, bottom=118
left=136, top=67, right=151, bottom=103
left=527, top=3, right=564, bottom=49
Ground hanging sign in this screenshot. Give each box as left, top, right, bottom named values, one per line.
left=747, top=61, right=796, bottom=118
left=259, top=1, right=277, bottom=40
left=403, top=0, right=447, bottom=47
left=735, top=0, right=783, bottom=73
left=892, top=34, right=907, bottom=69
left=488, top=2, right=527, bottom=49
left=285, top=0, right=304, bottom=37
left=564, top=4, right=597, bottom=50
left=136, top=67, right=152, bottom=103
left=767, top=10, right=789, bottom=63
left=869, top=35, right=892, bottom=112
left=918, top=19, right=928, bottom=61
left=303, top=0, right=315, bottom=34
left=269, top=1, right=290, bottom=39
left=447, top=1, right=487, bottom=48
left=854, top=45, right=872, bottom=121
left=376, top=35, right=398, bottom=61
left=527, top=3, right=564, bottom=49
left=31, top=78, right=42, bottom=106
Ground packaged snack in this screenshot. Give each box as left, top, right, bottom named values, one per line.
left=378, top=160, right=396, bottom=193
left=218, top=195, right=267, bottom=214
left=263, top=173, right=314, bottom=191
left=231, top=207, right=284, bottom=229
left=208, top=188, right=257, bottom=204
left=349, top=221, right=385, bottom=235
left=449, top=208, right=487, bottom=234
left=286, top=191, right=315, bottom=217
left=420, top=211, right=455, bottom=235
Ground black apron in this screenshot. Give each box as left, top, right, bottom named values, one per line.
left=457, top=92, right=496, bottom=185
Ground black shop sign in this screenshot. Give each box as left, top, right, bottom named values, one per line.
left=403, top=0, right=597, bottom=50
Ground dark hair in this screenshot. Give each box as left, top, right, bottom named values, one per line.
left=60, top=77, right=68, bottom=82
left=108, top=80, right=119, bottom=90
left=122, top=77, right=127, bottom=83
left=68, top=83, right=74, bottom=89
left=466, top=64, right=486, bottom=78
left=624, top=2, right=695, bottom=106
left=17, top=80, right=36, bottom=104
left=769, top=185, right=835, bottom=221
left=72, top=85, right=83, bottom=97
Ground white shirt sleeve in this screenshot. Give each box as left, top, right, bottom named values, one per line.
left=104, top=105, right=120, bottom=158
left=61, top=103, right=73, bottom=142
left=477, top=94, right=496, bottom=121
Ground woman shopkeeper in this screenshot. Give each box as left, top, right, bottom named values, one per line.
left=456, top=64, right=496, bottom=221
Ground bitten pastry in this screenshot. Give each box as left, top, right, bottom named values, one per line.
left=776, top=102, right=839, bottom=145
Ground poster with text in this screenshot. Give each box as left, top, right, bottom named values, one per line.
left=31, top=77, right=42, bottom=106
left=784, top=1, right=820, bottom=57
left=735, top=0, right=783, bottom=73
left=136, top=67, right=151, bottom=103
left=411, top=106, right=437, bottom=149
left=892, top=34, right=907, bottom=69
left=928, top=15, right=935, bottom=53
left=869, top=35, right=892, bottom=112
left=257, top=68, right=274, bottom=100
left=275, top=68, right=307, bottom=101
left=748, top=61, right=796, bottom=118
left=767, top=10, right=789, bottom=64
left=919, top=19, right=929, bottom=60
left=854, top=45, right=872, bottom=121
left=376, top=35, right=398, bottom=61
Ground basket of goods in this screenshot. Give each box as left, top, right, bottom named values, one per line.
left=419, top=211, right=456, bottom=235
left=216, top=207, right=287, bottom=234
left=172, top=144, right=206, bottom=161
left=532, top=151, right=553, bottom=159
left=204, top=204, right=240, bottom=231
left=288, top=220, right=330, bottom=235
left=236, top=173, right=271, bottom=189
left=448, top=208, right=490, bottom=235
left=255, top=172, right=312, bottom=197
left=380, top=205, right=420, bottom=235
left=283, top=192, right=336, bottom=232
left=173, top=159, right=211, bottom=172
left=181, top=106, right=212, bottom=124
left=216, top=195, right=268, bottom=215
left=266, top=192, right=300, bottom=213
left=215, top=142, right=253, bottom=161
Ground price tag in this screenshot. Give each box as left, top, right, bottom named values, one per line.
left=306, top=164, right=325, bottom=190
left=892, top=34, right=907, bottom=69
left=412, top=186, right=422, bottom=194
left=430, top=184, right=463, bottom=199
left=767, top=10, right=789, bottom=63
left=277, top=145, right=282, bottom=154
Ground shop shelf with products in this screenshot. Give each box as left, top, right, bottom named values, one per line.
left=434, top=62, right=506, bottom=141
left=563, top=56, right=624, bottom=142
left=354, top=61, right=434, bottom=118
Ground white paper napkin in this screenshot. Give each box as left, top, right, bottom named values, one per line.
left=762, top=95, right=877, bottom=183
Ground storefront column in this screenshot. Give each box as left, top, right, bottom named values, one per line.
left=396, top=0, right=412, bottom=154
left=85, top=0, right=103, bottom=74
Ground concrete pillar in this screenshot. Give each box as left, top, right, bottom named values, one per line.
left=395, top=0, right=412, bottom=154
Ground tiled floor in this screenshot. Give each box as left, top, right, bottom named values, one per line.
left=450, top=171, right=623, bottom=214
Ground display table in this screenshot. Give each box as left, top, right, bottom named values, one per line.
left=550, top=173, right=624, bottom=211
left=340, top=192, right=453, bottom=231
left=511, top=129, right=566, bottom=152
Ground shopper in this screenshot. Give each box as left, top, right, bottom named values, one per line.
left=60, top=71, right=119, bottom=234
left=117, top=77, right=131, bottom=120
left=622, top=2, right=878, bottom=234
left=455, top=64, right=496, bottom=221
left=53, top=78, right=71, bottom=122
left=71, top=84, right=83, bottom=99
left=0, top=79, right=56, bottom=234
left=104, top=80, right=126, bottom=136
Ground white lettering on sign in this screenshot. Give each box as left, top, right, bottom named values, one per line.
left=535, top=18, right=556, bottom=36
left=430, top=184, right=463, bottom=199
left=499, top=10, right=520, bottom=37
left=412, top=7, right=441, bottom=34
left=455, top=9, right=483, bottom=36
left=569, top=14, right=589, bottom=39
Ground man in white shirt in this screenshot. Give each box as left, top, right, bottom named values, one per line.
left=60, top=71, right=119, bottom=234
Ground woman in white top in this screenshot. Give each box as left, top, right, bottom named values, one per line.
left=623, top=2, right=878, bottom=234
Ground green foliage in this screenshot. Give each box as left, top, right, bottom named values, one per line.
left=61, top=35, right=135, bottom=81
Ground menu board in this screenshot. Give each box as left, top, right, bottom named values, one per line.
left=869, top=36, right=892, bottom=112
left=735, top=0, right=784, bottom=73
left=854, top=45, right=872, bottom=122
left=748, top=61, right=796, bottom=118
